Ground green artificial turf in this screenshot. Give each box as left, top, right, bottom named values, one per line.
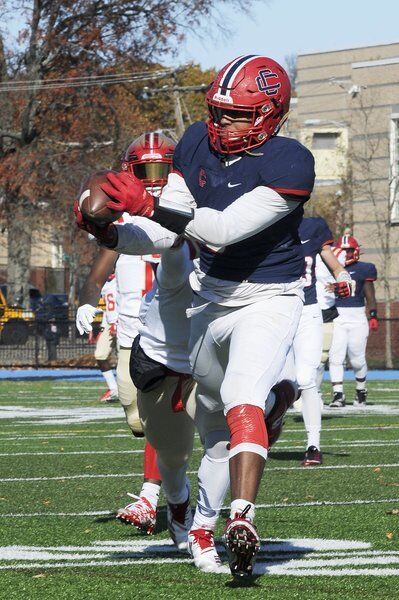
left=0, top=378, right=398, bottom=599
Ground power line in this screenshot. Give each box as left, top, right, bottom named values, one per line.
left=0, top=69, right=177, bottom=93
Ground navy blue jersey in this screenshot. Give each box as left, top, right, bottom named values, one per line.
left=173, top=122, right=315, bottom=283
left=299, top=217, right=333, bottom=305
left=336, top=261, right=377, bottom=308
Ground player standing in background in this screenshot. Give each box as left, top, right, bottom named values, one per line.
left=76, top=132, right=175, bottom=533
left=295, top=217, right=354, bottom=466
left=314, top=249, right=347, bottom=394
left=89, top=273, right=118, bottom=402
left=329, top=236, right=378, bottom=407
left=97, top=55, right=316, bottom=578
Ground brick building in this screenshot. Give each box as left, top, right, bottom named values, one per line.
left=291, top=41, right=399, bottom=366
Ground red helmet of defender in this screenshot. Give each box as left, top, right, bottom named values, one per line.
left=206, top=55, right=291, bottom=154
left=121, top=132, right=175, bottom=192
left=335, top=235, right=360, bottom=265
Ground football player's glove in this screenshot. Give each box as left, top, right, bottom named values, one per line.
left=369, top=309, right=379, bottom=331
left=332, top=271, right=356, bottom=298
left=333, top=281, right=353, bottom=298
left=76, top=304, right=102, bottom=335
left=74, top=200, right=118, bottom=247
left=101, top=171, right=155, bottom=217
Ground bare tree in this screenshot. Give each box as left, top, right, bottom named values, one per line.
left=285, top=53, right=297, bottom=92
left=346, top=92, right=395, bottom=368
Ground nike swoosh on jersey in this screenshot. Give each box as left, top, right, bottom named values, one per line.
left=227, top=182, right=242, bottom=188
left=301, top=239, right=310, bottom=244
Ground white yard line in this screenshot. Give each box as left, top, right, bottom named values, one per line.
left=1, top=497, right=399, bottom=518
left=3, top=440, right=399, bottom=457
left=2, top=463, right=399, bottom=483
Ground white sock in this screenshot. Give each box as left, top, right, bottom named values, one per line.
left=230, top=499, right=255, bottom=522
left=301, top=386, right=321, bottom=449
left=316, top=363, right=325, bottom=392
left=192, top=454, right=230, bottom=532
left=333, top=383, right=344, bottom=394
left=157, top=459, right=188, bottom=505
left=356, top=379, right=366, bottom=391
left=140, top=481, right=161, bottom=510
left=102, top=369, right=117, bottom=392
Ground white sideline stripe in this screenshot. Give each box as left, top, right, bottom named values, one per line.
left=2, top=463, right=399, bottom=483
left=2, top=497, right=399, bottom=518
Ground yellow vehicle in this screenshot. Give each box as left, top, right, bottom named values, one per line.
left=0, top=288, right=35, bottom=345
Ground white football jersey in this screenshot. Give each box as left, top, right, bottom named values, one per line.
left=115, top=214, right=156, bottom=347
left=315, top=251, right=346, bottom=310
left=100, top=276, right=118, bottom=325
left=139, top=242, right=193, bottom=374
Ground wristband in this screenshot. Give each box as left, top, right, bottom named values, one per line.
left=152, top=197, right=194, bottom=234
left=369, top=309, right=378, bottom=319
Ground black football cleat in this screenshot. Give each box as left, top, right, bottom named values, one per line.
left=354, top=389, right=367, bottom=407
left=302, top=445, right=323, bottom=467
left=329, top=391, right=346, bottom=408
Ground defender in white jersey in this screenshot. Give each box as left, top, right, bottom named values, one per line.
left=76, top=132, right=176, bottom=534
left=315, top=250, right=347, bottom=393
left=294, top=218, right=354, bottom=467
left=93, top=274, right=118, bottom=401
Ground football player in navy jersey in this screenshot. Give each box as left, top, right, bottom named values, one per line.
left=87, top=55, right=317, bottom=578
left=328, top=236, right=378, bottom=407
left=294, top=218, right=354, bottom=466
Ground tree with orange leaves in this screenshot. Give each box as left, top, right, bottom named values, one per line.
left=0, top=0, right=249, bottom=306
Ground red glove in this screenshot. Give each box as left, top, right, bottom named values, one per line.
left=73, top=200, right=118, bottom=247
left=333, top=281, right=352, bottom=298
left=100, top=171, right=155, bottom=217
left=369, top=317, right=379, bottom=331
left=109, top=323, right=117, bottom=336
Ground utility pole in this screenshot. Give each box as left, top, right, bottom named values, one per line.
left=142, top=81, right=208, bottom=139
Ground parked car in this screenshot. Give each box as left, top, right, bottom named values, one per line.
left=35, top=294, right=69, bottom=338
left=0, top=286, right=36, bottom=345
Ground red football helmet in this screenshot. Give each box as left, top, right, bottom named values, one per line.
left=335, top=235, right=360, bottom=265
left=121, top=132, right=175, bottom=192
left=206, top=55, right=291, bottom=154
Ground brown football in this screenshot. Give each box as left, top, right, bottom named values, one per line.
left=78, top=170, right=123, bottom=224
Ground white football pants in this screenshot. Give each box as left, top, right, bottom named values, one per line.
left=293, top=303, right=323, bottom=449
left=189, top=294, right=303, bottom=414
left=329, top=308, right=369, bottom=382
left=116, top=347, right=141, bottom=436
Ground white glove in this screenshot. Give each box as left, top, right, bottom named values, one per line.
left=337, top=270, right=356, bottom=296
left=76, top=304, right=102, bottom=335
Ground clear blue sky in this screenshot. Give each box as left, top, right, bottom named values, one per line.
left=177, top=0, right=399, bottom=71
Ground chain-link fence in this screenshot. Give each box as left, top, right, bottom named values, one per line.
left=0, top=310, right=398, bottom=369
left=0, top=310, right=102, bottom=368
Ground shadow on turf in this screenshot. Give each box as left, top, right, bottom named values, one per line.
left=268, top=450, right=350, bottom=461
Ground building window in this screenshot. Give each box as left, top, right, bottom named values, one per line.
left=390, top=117, right=399, bottom=223
left=312, top=132, right=340, bottom=150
